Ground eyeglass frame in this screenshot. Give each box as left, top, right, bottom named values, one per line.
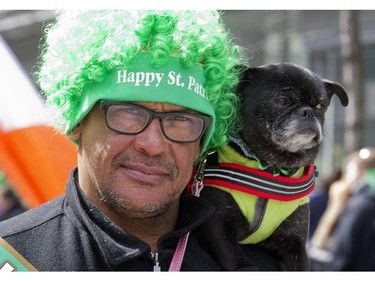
left=99, top=100, right=212, bottom=144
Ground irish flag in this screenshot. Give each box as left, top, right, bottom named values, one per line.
left=0, top=36, right=77, bottom=209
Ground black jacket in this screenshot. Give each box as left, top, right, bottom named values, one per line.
left=0, top=168, right=279, bottom=271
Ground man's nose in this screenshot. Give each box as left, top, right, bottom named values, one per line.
left=133, top=118, right=169, bottom=156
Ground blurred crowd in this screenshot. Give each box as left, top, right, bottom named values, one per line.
left=308, top=147, right=375, bottom=271
left=0, top=172, right=26, bottom=222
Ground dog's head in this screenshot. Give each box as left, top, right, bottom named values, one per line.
left=235, top=63, right=349, bottom=168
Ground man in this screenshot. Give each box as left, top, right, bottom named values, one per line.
left=0, top=10, right=279, bottom=271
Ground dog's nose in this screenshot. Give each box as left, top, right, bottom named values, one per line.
left=297, top=107, right=314, bottom=120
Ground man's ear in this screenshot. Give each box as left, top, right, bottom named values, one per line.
left=68, top=124, right=82, bottom=141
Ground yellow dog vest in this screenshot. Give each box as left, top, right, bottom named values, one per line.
left=203, top=145, right=315, bottom=244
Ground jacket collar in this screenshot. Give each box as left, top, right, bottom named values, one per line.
left=65, top=168, right=214, bottom=268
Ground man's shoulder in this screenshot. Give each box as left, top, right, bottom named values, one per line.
left=0, top=195, right=65, bottom=237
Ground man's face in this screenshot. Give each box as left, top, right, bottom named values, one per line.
left=72, top=102, right=202, bottom=219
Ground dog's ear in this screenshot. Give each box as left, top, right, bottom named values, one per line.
left=234, top=65, right=250, bottom=94
left=323, top=79, right=349, bottom=107
left=234, top=65, right=262, bottom=94
left=234, top=65, right=251, bottom=81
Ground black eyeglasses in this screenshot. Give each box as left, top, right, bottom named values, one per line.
left=100, top=101, right=212, bottom=143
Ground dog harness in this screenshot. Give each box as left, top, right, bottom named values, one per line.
left=203, top=144, right=316, bottom=244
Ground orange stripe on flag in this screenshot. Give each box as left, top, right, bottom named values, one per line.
left=0, top=125, right=77, bottom=208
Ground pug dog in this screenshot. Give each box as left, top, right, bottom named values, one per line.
left=197, top=63, right=349, bottom=271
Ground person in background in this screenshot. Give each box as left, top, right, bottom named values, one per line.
left=308, top=168, right=342, bottom=240
left=0, top=10, right=280, bottom=271
left=309, top=148, right=375, bottom=270
left=328, top=148, right=375, bottom=270
left=0, top=173, right=26, bottom=222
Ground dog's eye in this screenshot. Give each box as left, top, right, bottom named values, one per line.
left=274, top=97, right=289, bottom=105
left=316, top=104, right=326, bottom=110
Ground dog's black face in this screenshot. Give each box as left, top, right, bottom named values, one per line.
left=235, top=63, right=349, bottom=168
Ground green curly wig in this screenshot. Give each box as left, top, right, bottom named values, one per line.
left=36, top=10, right=245, bottom=154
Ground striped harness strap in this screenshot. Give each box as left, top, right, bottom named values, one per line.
left=203, top=155, right=316, bottom=202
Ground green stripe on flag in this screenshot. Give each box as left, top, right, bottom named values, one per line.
left=0, top=237, right=37, bottom=271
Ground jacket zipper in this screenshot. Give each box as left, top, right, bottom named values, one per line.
left=151, top=252, right=161, bottom=272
